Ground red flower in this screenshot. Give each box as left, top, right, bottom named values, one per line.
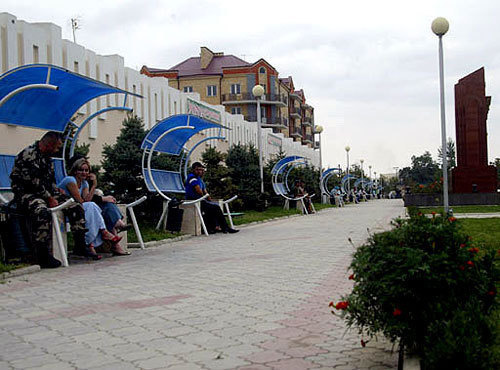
left=328, top=301, right=334, bottom=308
left=417, top=212, right=423, bottom=217
left=335, top=301, right=349, bottom=310
left=466, top=260, right=474, bottom=267
left=468, top=247, right=479, bottom=253
left=348, top=274, right=355, bottom=280
left=431, top=211, right=436, bottom=216
left=487, top=291, right=495, bottom=296
left=448, top=216, right=457, bottom=222
left=460, top=244, right=466, bottom=248
left=361, top=339, right=366, bottom=347
left=419, top=184, right=424, bottom=188
left=393, top=308, right=402, bottom=316
left=459, top=265, right=465, bottom=271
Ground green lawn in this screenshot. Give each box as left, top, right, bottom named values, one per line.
left=459, top=218, right=500, bottom=251
left=416, top=205, right=500, bottom=214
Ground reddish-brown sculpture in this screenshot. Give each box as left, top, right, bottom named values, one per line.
left=452, top=68, right=497, bottom=193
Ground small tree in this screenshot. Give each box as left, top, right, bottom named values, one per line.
left=201, top=146, right=237, bottom=201
left=225, top=144, right=262, bottom=210
left=437, top=138, right=456, bottom=168
left=100, top=115, right=146, bottom=202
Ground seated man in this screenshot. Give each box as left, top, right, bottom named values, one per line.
left=10, top=131, right=95, bottom=268
left=184, top=162, right=238, bottom=234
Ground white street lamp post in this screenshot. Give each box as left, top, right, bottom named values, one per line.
left=432, top=17, right=450, bottom=215
left=360, top=159, right=364, bottom=192
left=345, top=146, right=351, bottom=196
left=315, top=125, right=325, bottom=203
left=252, top=85, right=265, bottom=194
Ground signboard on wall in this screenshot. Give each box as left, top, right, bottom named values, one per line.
left=187, top=98, right=222, bottom=124
left=267, top=134, right=282, bottom=148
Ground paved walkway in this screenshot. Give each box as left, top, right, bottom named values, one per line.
left=0, top=199, right=405, bottom=370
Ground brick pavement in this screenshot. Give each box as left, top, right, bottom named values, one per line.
left=0, top=199, right=405, bottom=369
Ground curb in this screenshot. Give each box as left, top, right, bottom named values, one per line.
left=0, top=265, right=40, bottom=280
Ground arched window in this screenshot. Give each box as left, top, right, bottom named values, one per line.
left=259, top=67, right=266, bottom=74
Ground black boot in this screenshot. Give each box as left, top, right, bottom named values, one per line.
left=37, top=245, right=61, bottom=268
left=72, top=231, right=101, bottom=260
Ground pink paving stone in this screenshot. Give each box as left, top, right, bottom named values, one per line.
left=266, top=358, right=320, bottom=370
left=276, top=318, right=312, bottom=327
left=245, top=350, right=289, bottom=364
left=299, top=322, right=337, bottom=334
left=259, top=339, right=295, bottom=351
left=265, top=327, right=308, bottom=339
left=237, top=365, right=271, bottom=370
left=31, top=295, right=191, bottom=321
left=291, top=334, right=330, bottom=345
left=282, top=345, right=328, bottom=358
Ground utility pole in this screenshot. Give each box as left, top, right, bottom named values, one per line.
left=71, top=17, right=81, bottom=44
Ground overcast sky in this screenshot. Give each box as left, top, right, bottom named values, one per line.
left=3, top=0, right=500, bottom=175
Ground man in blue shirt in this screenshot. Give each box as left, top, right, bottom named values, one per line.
left=185, top=162, right=238, bottom=234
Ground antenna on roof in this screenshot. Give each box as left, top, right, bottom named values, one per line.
left=70, top=16, right=81, bottom=44
left=240, top=54, right=252, bottom=62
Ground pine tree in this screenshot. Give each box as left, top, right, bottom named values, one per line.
left=201, top=146, right=236, bottom=200
left=100, top=115, right=146, bottom=202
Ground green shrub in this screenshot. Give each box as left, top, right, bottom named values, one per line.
left=335, top=213, right=499, bottom=369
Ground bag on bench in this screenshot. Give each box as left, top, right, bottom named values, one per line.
left=166, top=197, right=184, bottom=233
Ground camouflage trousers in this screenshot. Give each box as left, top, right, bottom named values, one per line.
left=19, top=194, right=86, bottom=252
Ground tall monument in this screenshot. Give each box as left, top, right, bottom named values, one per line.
left=452, top=68, right=497, bottom=193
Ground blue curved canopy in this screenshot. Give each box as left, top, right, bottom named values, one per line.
left=0, top=64, right=140, bottom=132
left=321, top=167, right=342, bottom=179
left=271, top=156, right=305, bottom=175
left=141, top=114, right=223, bottom=155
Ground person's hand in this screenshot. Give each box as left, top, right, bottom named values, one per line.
left=88, top=173, right=97, bottom=185
left=103, top=195, right=116, bottom=203
left=47, top=197, right=58, bottom=208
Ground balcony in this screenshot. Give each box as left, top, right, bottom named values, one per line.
left=289, top=91, right=301, bottom=100
left=302, top=134, right=314, bottom=144
left=222, top=93, right=287, bottom=106
left=245, top=116, right=288, bottom=129
left=302, top=116, right=314, bottom=126
left=291, top=129, right=302, bottom=138
left=290, top=107, right=302, bottom=118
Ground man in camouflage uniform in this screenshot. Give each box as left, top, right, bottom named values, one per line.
left=10, top=131, right=88, bottom=268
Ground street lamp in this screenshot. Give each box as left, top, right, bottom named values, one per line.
left=315, top=125, right=325, bottom=203
left=432, top=17, right=450, bottom=214
left=252, top=84, right=265, bottom=194
left=360, top=159, right=364, bottom=192
left=368, top=165, right=372, bottom=180
left=345, top=146, right=351, bottom=196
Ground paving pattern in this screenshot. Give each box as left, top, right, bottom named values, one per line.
left=0, top=199, right=406, bottom=369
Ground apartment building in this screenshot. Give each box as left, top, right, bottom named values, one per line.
left=141, top=47, right=315, bottom=145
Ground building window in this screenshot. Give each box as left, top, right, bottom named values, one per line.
left=183, top=86, right=193, bottom=93
left=259, top=67, right=266, bottom=74
left=32, top=45, right=39, bottom=63
left=231, top=107, right=242, bottom=115
left=207, top=85, right=217, bottom=97
left=230, top=84, right=241, bottom=94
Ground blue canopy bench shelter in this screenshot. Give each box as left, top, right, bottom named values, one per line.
left=320, top=167, right=344, bottom=206
left=341, top=174, right=358, bottom=194
left=141, top=114, right=238, bottom=236
left=271, top=155, right=315, bottom=215
left=0, top=64, right=146, bottom=263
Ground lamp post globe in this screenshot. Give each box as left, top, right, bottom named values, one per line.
left=253, top=84, right=265, bottom=194
left=360, top=159, right=364, bottom=193
left=431, top=17, right=449, bottom=36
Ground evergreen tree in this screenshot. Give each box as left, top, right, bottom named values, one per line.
left=225, top=144, right=261, bottom=210
left=201, top=146, right=237, bottom=200
left=100, top=115, right=146, bottom=202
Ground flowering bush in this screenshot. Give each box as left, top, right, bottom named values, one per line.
left=334, top=212, right=499, bottom=369
left=411, top=178, right=443, bottom=194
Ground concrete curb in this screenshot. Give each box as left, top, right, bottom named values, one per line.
left=0, top=264, right=40, bottom=280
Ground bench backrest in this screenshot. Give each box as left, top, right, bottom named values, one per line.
left=143, top=168, right=185, bottom=194
left=0, top=154, right=66, bottom=192
left=0, top=154, right=16, bottom=191
left=272, top=182, right=288, bottom=196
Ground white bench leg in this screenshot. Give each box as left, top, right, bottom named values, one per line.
left=195, top=202, right=209, bottom=236
left=224, top=202, right=234, bottom=229
left=127, top=206, right=145, bottom=249
left=51, top=211, right=68, bottom=267
left=300, top=199, right=308, bottom=215
left=156, top=200, right=169, bottom=230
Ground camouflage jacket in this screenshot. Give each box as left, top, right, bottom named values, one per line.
left=10, top=141, right=59, bottom=201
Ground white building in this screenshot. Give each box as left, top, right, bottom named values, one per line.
left=0, top=12, right=319, bottom=167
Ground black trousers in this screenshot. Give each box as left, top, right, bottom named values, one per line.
left=200, top=200, right=229, bottom=232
